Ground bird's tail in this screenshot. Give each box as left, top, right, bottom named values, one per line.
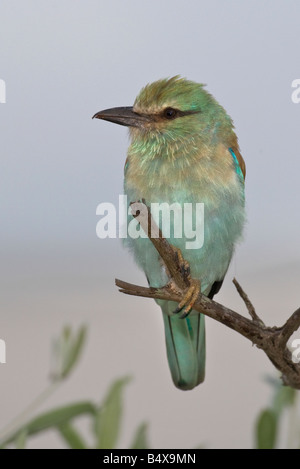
left=162, top=301, right=205, bottom=390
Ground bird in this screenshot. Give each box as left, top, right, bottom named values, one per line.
left=93, top=76, right=246, bottom=390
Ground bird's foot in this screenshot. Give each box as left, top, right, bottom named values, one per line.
left=173, top=278, right=201, bottom=319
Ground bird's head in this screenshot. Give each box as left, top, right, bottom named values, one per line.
left=93, top=76, right=234, bottom=157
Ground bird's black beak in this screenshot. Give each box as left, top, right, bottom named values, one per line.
left=92, top=106, right=150, bottom=128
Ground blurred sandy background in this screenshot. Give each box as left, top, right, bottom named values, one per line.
left=1, top=0, right=299, bottom=448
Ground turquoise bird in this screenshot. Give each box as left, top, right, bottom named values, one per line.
left=93, top=76, right=246, bottom=390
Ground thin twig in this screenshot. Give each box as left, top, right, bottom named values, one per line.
left=232, top=277, right=263, bottom=324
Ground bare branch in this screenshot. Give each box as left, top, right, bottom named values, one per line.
left=117, top=203, right=300, bottom=390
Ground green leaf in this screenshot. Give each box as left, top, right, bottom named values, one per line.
left=130, top=422, right=149, bottom=449
left=94, top=376, right=131, bottom=449
left=51, top=325, right=87, bottom=381
left=1, top=401, right=96, bottom=447
left=255, top=409, right=277, bottom=449
left=15, top=429, right=28, bottom=449
left=61, top=325, right=87, bottom=379
left=57, top=422, right=88, bottom=449
left=273, top=386, right=297, bottom=418
left=63, top=326, right=72, bottom=342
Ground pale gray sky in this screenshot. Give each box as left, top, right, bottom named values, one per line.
left=0, top=0, right=299, bottom=448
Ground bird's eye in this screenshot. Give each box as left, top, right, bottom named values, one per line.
left=163, top=107, right=178, bottom=119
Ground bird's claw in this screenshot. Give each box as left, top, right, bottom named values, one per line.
left=173, top=278, right=201, bottom=319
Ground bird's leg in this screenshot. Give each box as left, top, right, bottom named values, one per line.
left=173, top=278, right=201, bottom=319
left=172, top=246, right=191, bottom=283
left=169, top=246, right=201, bottom=319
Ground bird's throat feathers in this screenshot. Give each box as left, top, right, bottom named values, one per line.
left=128, top=126, right=201, bottom=163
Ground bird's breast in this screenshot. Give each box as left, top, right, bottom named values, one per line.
left=124, top=142, right=243, bottom=205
